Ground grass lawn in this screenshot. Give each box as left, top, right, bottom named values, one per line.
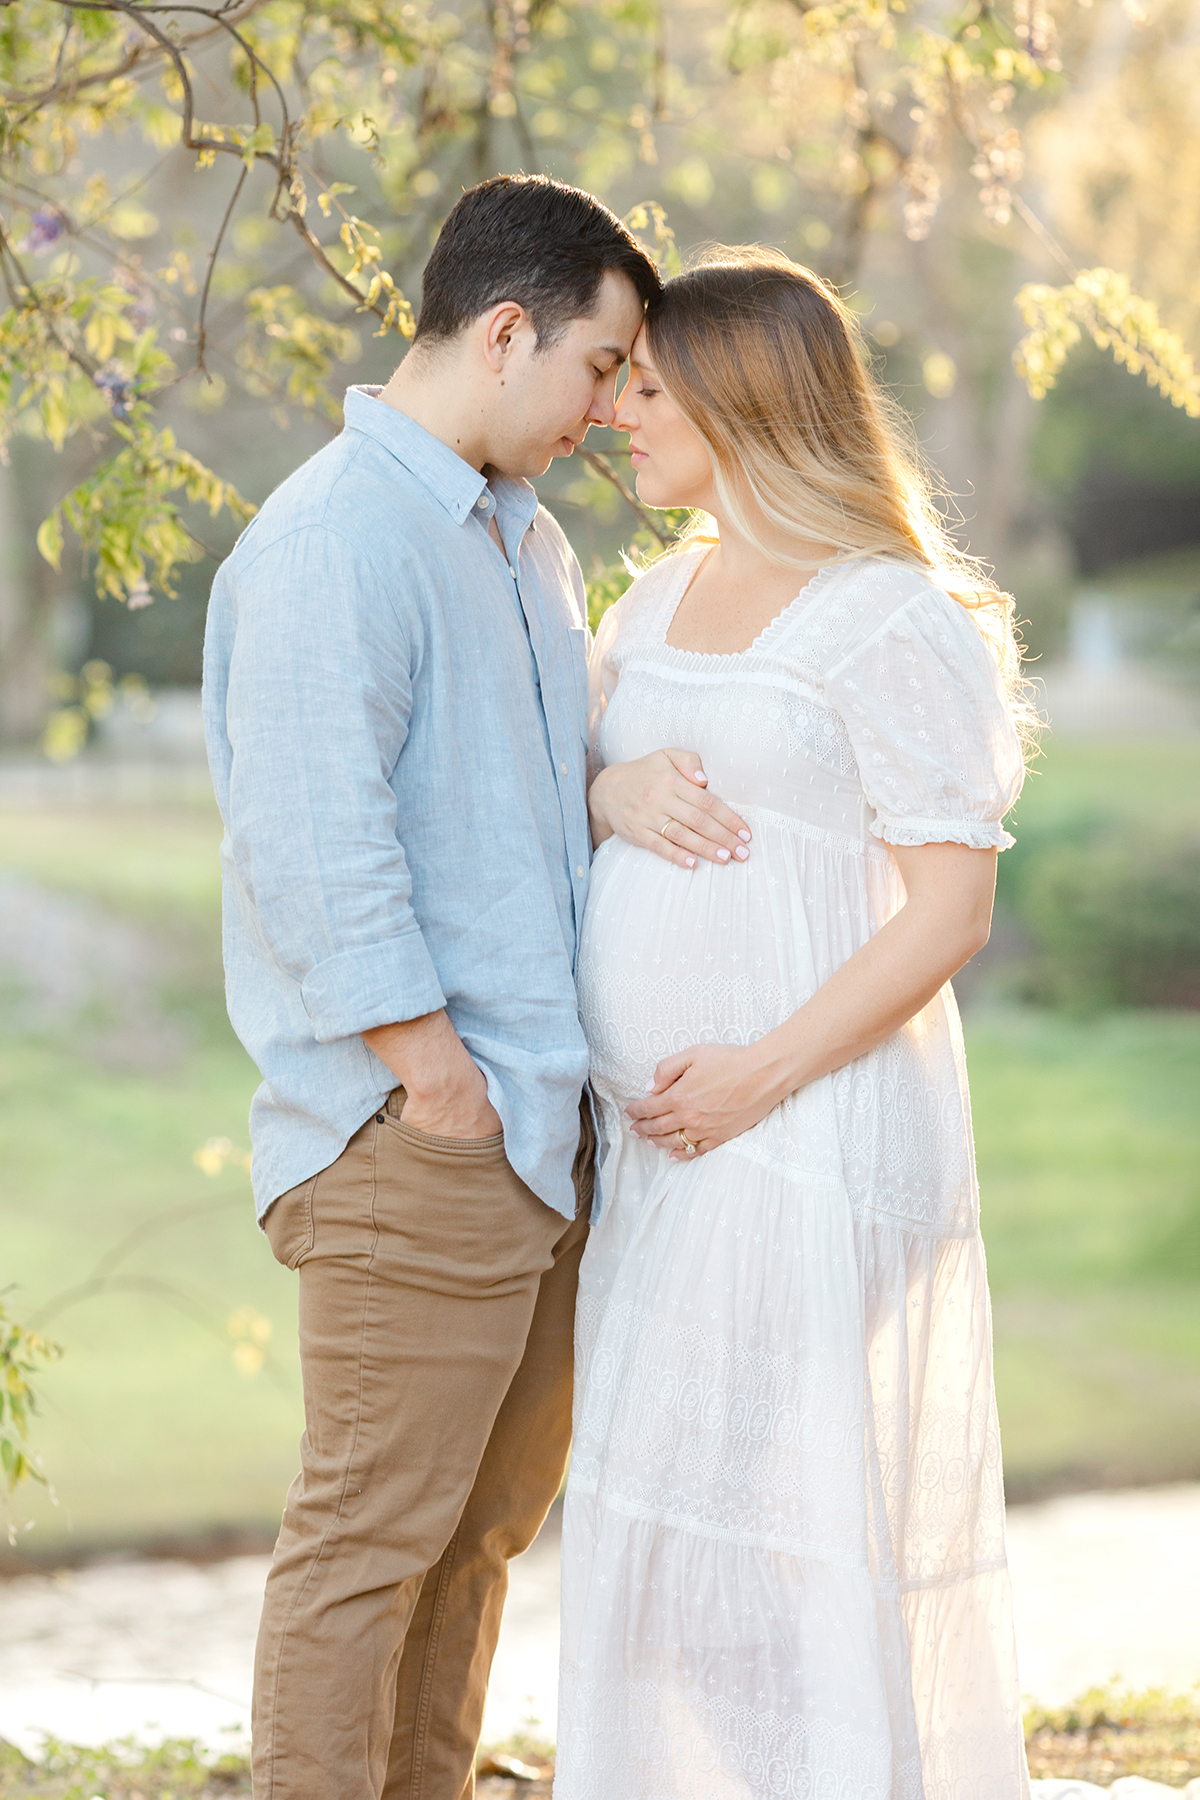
left=1, top=733, right=1198, bottom=1555
left=977, top=732, right=1200, bottom=1492
left=969, top=1007, right=1200, bottom=1495
left=0, top=801, right=296, bottom=1555
left=2, top=1688, right=1199, bottom=1792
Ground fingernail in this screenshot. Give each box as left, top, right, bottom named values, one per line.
left=645, top=1078, right=655, bottom=1091
left=693, top=769, right=707, bottom=782
left=735, top=845, right=749, bottom=860
left=685, top=855, right=696, bottom=868
left=737, top=829, right=751, bottom=842
left=717, top=847, right=731, bottom=862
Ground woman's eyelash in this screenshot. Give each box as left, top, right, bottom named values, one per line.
left=637, top=386, right=658, bottom=398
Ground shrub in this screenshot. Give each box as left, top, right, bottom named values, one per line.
left=1018, top=829, right=1200, bottom=1013
left=1023, top=1682, right=1200, bottom=1783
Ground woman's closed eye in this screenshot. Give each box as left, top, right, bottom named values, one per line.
left=636, top=385, right=659, bottom=398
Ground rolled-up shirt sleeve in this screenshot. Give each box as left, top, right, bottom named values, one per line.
left=222, top=522, right=447, bottom=1042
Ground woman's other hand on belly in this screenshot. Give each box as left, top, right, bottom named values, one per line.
left=587, top=749, right=752, bottom=869
left=625, top=1041, right=785, bottom=1160
left=625, top=841, right=1000, bottom=1161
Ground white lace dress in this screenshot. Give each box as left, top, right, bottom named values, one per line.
left=555, top=552, right=1031, bottom=1800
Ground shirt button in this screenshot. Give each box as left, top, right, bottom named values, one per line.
left=576, top=864, right=585, bottom=879
left=476, top=496, right=488, bottom=509
left=560, top=760, right=568, bottom=775
left=508, top=565, right=517, bottom=579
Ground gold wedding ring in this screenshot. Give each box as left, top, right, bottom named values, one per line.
left=660, top=819, right=674, bottom=839
left=678, top=1130, right=698, bottom=1155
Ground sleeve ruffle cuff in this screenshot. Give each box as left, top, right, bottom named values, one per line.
left=869, top=815, right=1016, bottom=851
left=300, top=934, right=447, bottom=1043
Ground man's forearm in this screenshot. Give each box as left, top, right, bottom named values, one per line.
left=362, top=1009, right=502, bottom=1137
left=363, top=1009, right=469, bottom=1095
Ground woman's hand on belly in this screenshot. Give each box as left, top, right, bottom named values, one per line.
left=588, top=748, right=752, bottom=868
left=626, top=841, right=1000, bottom=1160
left=625, top=1042, right=786, bottom=1160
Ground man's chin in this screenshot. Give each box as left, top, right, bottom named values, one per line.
left=493, top=440, right=579, bottom=480
left=531, top=444, right=571, bottom=477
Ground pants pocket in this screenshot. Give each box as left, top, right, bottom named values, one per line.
left=382, top=1083, right=506, bottom=1155
left=390, top=1116, right=506, bottom=1153
left=262, top=1173, right=317, bottom=1269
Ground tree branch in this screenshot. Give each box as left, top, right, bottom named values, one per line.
left=0, top=220, right=99, bottom=382
left=286, top=206, right=391, bottom=324
left=196, top=161, right=248, bottom=372
left=580, top=449, right=673, bottom=543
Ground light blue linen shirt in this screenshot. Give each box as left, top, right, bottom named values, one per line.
left=202, top=385, right=593, bottom=1222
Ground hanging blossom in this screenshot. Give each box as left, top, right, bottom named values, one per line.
left=18, top=208, right=65, bottom=254
left=93, top=363, right=134, bottom=420
left=971, top=127, right=1024, bottom=227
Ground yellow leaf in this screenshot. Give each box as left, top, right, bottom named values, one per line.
left=110, top=203, right=159, bottom=240
left=36, top=512, right=63, bottom=569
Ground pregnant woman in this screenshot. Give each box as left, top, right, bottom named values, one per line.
left=555, top=248, right=1033, bottom=1799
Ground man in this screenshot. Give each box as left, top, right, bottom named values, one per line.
left=202, top=174, right=659, bottom=1799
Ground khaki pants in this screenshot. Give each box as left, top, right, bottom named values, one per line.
left=253, top=1086, right=593, bottom=1800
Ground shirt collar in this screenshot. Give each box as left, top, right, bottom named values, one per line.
left=343, top=385, right=536, bottom=531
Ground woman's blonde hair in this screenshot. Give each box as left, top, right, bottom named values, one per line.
left=644, top=244, right=1032, bottom=720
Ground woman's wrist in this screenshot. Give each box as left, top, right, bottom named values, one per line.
left=587, top=769, right=615, bottom=846
left=748, top=1020, right=813, bottom=1108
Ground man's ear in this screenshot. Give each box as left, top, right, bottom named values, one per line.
left=481, top=301, right=531, bottom=373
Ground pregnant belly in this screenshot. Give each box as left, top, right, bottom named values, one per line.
left=577, top=834, right=815, bottom=1105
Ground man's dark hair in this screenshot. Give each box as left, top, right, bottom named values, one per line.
left=413, top=175, right=662, bottom=350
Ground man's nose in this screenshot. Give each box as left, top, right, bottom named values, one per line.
left=589, top=387, right=616, bottom=427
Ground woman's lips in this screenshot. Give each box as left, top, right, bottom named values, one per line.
left=630, top=448, right=648, bottom=465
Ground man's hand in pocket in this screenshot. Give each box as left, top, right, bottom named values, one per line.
left=363, top=1010, right=502, bottom=1139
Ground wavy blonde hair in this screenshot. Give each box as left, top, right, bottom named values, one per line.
left=644, top=244, right=1032, bottom=723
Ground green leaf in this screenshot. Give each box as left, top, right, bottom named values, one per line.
left=1015, top=270, right=1200, bottom=416
left=36, top=510, right=63, bottom=569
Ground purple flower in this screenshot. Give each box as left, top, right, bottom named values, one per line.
left=19, top=209, right=65, bottom=255
left=94, top=363, right=134, bottom=421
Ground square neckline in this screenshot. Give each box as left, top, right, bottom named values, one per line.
left=655, top=546, right=857, bottom=666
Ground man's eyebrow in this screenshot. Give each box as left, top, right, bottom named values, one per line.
left=596, top=345, right=629, bottom=366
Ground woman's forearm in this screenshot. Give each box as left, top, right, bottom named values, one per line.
left=750, top=844, right=997, bottom=1105
left=587, top=778, right=615, bottom=847
left=625, top=841, right=999, bottom=1155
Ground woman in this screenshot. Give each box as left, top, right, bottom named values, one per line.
left=555, top=247, right=1033, bottom=1799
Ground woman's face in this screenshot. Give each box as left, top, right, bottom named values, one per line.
left=613, top=326, right=714, bottom=511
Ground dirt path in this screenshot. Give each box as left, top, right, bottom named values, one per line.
left=1, top=1484, right=1198, bottom=1763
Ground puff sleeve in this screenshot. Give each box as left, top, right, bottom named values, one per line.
left=827, top=582, right=1025, bottom=850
